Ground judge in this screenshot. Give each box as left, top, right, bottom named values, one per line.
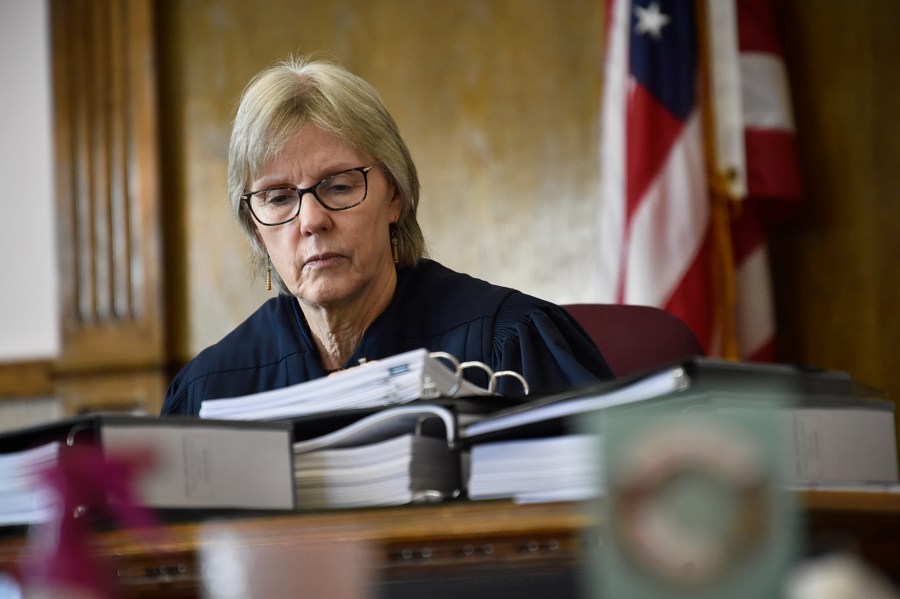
left=162, top=57, right=612, bottom=417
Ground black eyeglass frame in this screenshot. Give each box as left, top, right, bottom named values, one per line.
left=241, top=165, right=373, bottom=226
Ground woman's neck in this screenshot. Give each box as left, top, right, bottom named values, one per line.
left=299, top=270, right=397, bottom=371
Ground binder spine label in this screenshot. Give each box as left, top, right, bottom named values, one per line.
left=182, top=434, right=213, bottom=500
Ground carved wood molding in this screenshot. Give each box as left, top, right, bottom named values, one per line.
left=55, top=369, right=168, bottom=416
left=50, top=0, right=166, bottom=413
left=0, top=360, right=54, bottom=399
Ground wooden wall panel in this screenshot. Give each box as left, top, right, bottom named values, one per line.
left=770, top=0, right=900, bottom=403
left=0, top=362, right=53, bottom=400
left=51, top=0, right=167, bottom=414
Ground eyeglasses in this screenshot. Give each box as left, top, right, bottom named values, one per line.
left=241, top=166, right=373, bottom=226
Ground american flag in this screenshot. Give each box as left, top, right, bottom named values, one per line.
left=597, top=0, right=802, bottom=360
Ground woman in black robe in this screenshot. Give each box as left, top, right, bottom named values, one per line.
left=162, top=57, right=612, bottom=417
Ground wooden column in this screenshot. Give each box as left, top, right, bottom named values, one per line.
left=51, top=0, right=167, bottom=415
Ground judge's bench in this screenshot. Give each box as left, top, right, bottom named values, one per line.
left=1, top=490, right=899, bottom=598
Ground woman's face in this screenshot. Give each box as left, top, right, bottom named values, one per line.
left=249, top=123, right=402, bottom=310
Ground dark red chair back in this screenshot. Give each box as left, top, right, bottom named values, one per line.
left=563, top=303, right=704, bottom=378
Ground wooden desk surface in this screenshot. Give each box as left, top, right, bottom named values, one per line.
left=2, top=490, right=898, bottom=598
left=798, top=488, right=900, bottom=513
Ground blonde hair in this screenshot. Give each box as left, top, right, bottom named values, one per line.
left=228, top=57, right=426, bottom=293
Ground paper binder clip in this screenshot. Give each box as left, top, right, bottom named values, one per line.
left=490, top=371, right=530, bottom=396
left=426, top=352, right=462, bottom=396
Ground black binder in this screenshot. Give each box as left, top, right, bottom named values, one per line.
left=459, top=357, right=885, bottom=444
left=0, top=414, right=295, bottom=529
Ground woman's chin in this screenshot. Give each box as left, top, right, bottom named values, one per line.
left=292, top=283, right=352, bottom=308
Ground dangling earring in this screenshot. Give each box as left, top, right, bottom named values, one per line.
left=265, top=257, right=273, bottom=291
left=390, top=224, right=400, bottom=265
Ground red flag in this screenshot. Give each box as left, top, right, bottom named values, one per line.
left=597, top=0, right=802, bottom=360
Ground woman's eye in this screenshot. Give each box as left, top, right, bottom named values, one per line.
left=264, top=190, right=296, bottom=205
left=327, top=184, right=353, bottom=194
left=321, top=174, right=358, bottom=195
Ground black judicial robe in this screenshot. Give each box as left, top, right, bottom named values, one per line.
left=161, top=259, right=613, bottom=416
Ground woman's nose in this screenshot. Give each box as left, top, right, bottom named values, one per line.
left=297, top=191, right=333, bottom=235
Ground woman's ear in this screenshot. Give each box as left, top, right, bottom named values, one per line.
left=388, top=184, right=403, bottom=222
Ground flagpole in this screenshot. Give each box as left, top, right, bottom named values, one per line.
left=694, top=0, right=740, bottom=360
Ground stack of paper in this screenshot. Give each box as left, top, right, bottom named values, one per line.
left=290, top=404, right=465, bottom=509
left=294, top=433, right=459, bottom=510
left=467, top=434, right=602, bottom=504
left=200, top=348, right=492, bottom=421
left=0, top=442, right=59, bottom=526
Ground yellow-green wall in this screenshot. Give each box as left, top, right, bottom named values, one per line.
left=158, top=0, right=605, bottom=356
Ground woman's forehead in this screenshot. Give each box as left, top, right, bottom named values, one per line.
left=251, top=125, right=370, bottom=183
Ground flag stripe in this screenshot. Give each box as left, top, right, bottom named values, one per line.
left=626, top=84, right=688, bottom=223
left=731, top=205, right=766, bottom=264
left=745, top=129, right=803, bottom=200
left=735, top=243, right=776, bottom=359
left=664, top=230, right=716, bottom=354
left=596, top=0, right=630, bottom=303
left=733, top=0, right=801, bottom=362
left=706, top=0, right=746, bottom=199
left=737, top=0, right=784, bottom=54
left=741, top=53, right=795, bottom=130
left=624, top=111, right=709, bottom=306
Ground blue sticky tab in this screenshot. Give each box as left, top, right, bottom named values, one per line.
left=388, top=364, right=410, bottom=376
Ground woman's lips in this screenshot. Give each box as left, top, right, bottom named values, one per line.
left=304, top=253, right=345, bottom=269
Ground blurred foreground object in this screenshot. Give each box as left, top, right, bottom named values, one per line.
left=785, top=554, right=900, bottom=599
left=199, top=525, right=376, bottom=599
left=20, top=445, right=157, bottom=599
left=587, top=397, right=799, bottom=598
